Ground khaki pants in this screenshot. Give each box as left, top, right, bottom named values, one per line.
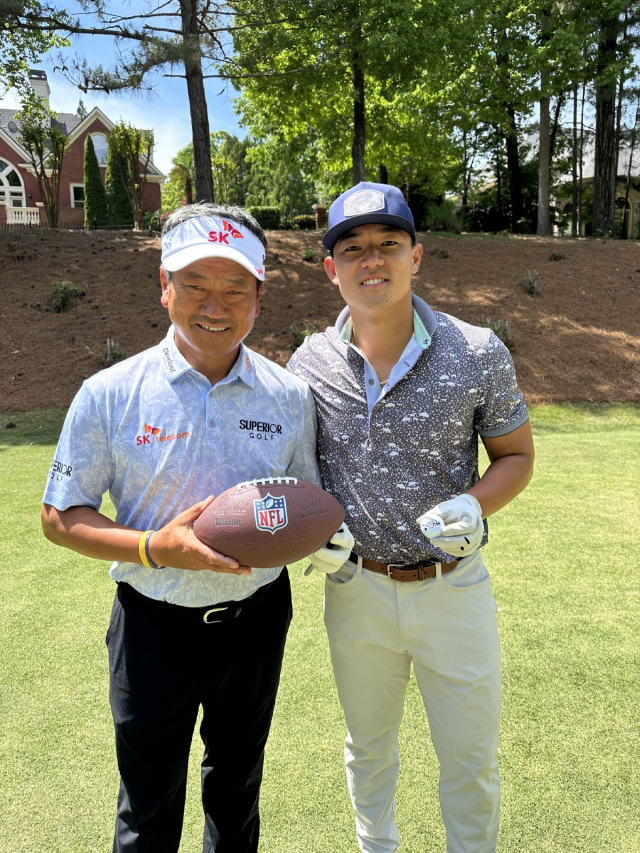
left=324, top=551, right=501, bottom=853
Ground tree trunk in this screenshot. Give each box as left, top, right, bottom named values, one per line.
left=593, top=17, right=618, bottom=237
left=180, top=0, right=214, bottom=202
left=351, top=19, right=366, bottom=185
left=377, top=164, right=388, bottom=184
left=614, top=13, right=628, bottom=181
left=622, top=97, right=640, bottom=238
left=550, top=91, right=565, bottom=166
left=185, top=175, right=193, bottom=205
left=505, top=105, right=523, bottom=230
left=536, top=10, right=551, bottom=236
left=495, top=130, right=503, bottom=229
left=571, top=83, right=578, bottom=237
left=578, top=79, right=585, bottom=235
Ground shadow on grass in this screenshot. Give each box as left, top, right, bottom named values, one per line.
left=0, top=408, right=67, bottom=448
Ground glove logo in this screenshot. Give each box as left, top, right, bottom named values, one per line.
left=254, top=494, right=288, bottom=535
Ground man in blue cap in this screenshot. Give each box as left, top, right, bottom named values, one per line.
left=289, top=182, right=534, bottom=853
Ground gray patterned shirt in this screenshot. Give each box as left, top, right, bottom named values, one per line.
left=288, top=295, right=528, bottom=564
left=43, top=326, right=320, bottom=606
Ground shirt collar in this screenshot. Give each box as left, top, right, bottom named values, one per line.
left=336, top=294, right=436, bottom=350
left=158, top=326, right=255, bottom=388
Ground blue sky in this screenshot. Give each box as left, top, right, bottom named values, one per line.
left=0, top=3, right=245, bottom=175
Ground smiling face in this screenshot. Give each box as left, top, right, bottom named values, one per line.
left=160, top=256, right=261, bottom=382
left=324, top=223, right=422, bottom=317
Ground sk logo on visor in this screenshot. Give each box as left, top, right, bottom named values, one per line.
left=254, top=494, right=288, bottom=534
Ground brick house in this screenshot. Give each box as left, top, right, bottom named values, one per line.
left=0, top=70, right=164, bottom=226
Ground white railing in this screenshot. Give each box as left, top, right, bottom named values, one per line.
left=7, top=207, right=40, bottom=225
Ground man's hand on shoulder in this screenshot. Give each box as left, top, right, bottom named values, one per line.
left=417, top=494, right=484, bottom=558
left=304, top=523, right=355, bottom=576
left=149, top=497, right=252, bottom=575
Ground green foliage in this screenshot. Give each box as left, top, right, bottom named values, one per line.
left=105, top=142, right=134, bottom=228
left=83, top=134, right=108, bottom=228
left=0, top=1, right=69, bottom=98
left=50, top=282, right=84, bottom=313
left=520, top=269, right=540, bottom=297
left=424, top=200, right=464, bottom=233
left=15, top=92, right=69, bottom=228
left=302, top=249, right=317, bottom=262
left=248, top=206, right=281, bottom=230
left=480, top=317, right=514, bottom=350
left=293, top=215, right=316, bottom=231
left=96, top=338, right=126, bottom=367
left=430, top=248, right=450, bottom=259
left=291, top=323, right=318, bottom=350
left=108, top=121, right=154, bottom=230
left=76, top=98, right=88, bottom=120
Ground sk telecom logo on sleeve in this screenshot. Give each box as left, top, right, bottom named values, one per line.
left=136, top=423, right=190, bottom=446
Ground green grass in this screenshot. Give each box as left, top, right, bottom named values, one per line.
left=1, top=404, right=639, bottom=852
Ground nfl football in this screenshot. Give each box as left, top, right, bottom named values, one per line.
left=192, top=477, right=346, bottom=568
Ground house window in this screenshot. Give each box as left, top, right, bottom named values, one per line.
left=0, top=158, right=26, bottom=208
left=89, top=133, right=109, bottom=166
left=71, top=185, right=85, bottom=208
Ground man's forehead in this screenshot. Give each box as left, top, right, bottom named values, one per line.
left=336, top=223, right=408, bottom=242
left=178, top=256, right=255, bottom=280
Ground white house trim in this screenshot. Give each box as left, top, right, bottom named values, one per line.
left=70, top=182, right=84, bottom=208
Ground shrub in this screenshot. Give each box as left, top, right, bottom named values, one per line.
left=292, top=214, right=316, bottom=230
left=248, top=207, right=280, bottom=230
left=424, top=199, right=465, bottom=233
left=430, top=247, right=449, bottom=259
left=302, top=249, right=317, bottom=262
left=84, top=134, right=108, bottom=229
left=549, top=252, right=566, bottom=261
left=291, top=322, right=318, bottom=350
left=96, top=338, right=127, bottom=367
left=51, top=282, right=85, bottom=313
left=480, top=317, right=514, bottom=351
left=144, top=209, right=161, bottom=231
left=520, top=269, right=540, bottom=296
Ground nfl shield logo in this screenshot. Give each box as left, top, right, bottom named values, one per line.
left=254, top=493, right=288, bottom=535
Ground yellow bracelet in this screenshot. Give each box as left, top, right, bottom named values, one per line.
left=139, top=530, right=154, bottom=568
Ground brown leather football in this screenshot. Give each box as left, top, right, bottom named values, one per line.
left=192, top=477, right=346, bottom=568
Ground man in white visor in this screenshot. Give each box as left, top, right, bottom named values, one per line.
left=41, top=203, right=327, bottom=853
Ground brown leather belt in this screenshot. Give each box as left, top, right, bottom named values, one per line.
left=351, top=552, right=458, bottom=582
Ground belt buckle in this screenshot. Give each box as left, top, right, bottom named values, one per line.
left=386, top=563, right=406, bottom=579
left=203, top=606, right=228, bottom=624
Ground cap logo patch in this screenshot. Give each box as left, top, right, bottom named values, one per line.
left=344, top=189, right=385, bottom=217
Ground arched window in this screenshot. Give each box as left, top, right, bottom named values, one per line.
left=88, top=133, right=109, bottom=166
left=0, top=159, right=26, bottom=208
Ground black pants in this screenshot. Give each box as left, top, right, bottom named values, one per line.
left=106, top=570, right=292, bottom=853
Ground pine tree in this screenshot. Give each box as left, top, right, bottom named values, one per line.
left=105, top=139, right=134, bottom=227
left=83, top=134, right=108, bottom=228
left=77, top=98, right=88, bottom=120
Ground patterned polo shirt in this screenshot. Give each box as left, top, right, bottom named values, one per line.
left=43, top=326, right=320, bottom=606
left=288, top=295, right=528, bottom=565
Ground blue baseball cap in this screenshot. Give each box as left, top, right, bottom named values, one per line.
left=323, top=182, right=415, bottom=251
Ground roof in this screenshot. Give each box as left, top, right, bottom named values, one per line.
left=0, top=108, right=83, bottom=142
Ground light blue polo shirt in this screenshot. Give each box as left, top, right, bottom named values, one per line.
left=43, top=326, right=321, bottom=606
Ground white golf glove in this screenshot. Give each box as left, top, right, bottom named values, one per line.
left=304, top=523, right=355, bottom=576
left=416, top=494, right=484, bottom=558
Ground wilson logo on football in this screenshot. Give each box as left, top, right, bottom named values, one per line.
left=208, top=219, right=244, bottom=244
left=254, top=494, right=288, bottom=535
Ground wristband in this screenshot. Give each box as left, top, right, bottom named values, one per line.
left=138, top=530, right=166, bottom=569
left=144, top=531, right=166, bottom=569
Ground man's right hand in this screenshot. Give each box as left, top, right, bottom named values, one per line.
left=148, top=496, right=252, bottom=575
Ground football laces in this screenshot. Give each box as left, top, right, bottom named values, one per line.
left=236, top=477, right=298, bottom=490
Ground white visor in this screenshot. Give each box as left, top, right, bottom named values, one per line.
left=161, top=216, right=266, bottom=280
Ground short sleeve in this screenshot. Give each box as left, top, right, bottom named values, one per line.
left=42, top=382, right=115, bottom=511
left=474, top=333, right=529, bottom=437
left=286, top=385, right=322, bottom=487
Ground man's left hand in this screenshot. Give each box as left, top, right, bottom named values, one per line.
left=304, top=523, right=355, bottom=576
left=417, top=494, right=484, bottom=558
